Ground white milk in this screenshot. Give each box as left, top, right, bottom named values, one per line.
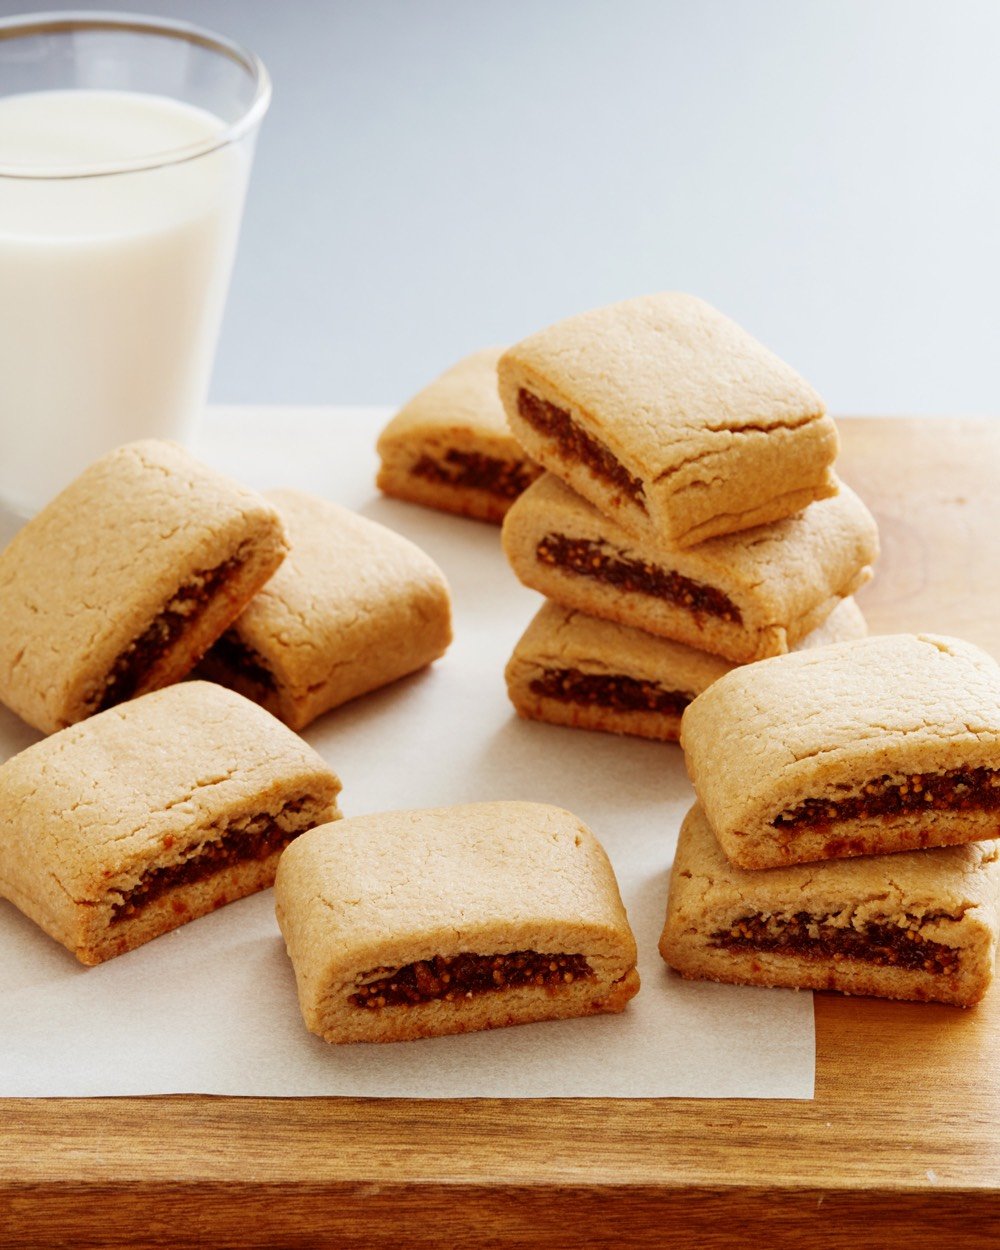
left=0, top=90, right=251, bottom=515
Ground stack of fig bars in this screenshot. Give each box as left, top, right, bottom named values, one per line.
left=659, top=632, right=1000, bottom=1008
left=499, top=291, right=880, bottom=742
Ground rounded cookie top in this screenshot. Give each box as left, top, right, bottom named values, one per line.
left=377, top=347, right=513, bottom=447
left=680, top=633, right=1000, bottom=831
left=231, top=488, right=453, bottom=692
left=275, top=801, right=636, bottom=989
left=498, top=293, right=828, bottom=476
left=0, top=681, right=340, bottom=896
left=0, top=440, right=286, bottom=733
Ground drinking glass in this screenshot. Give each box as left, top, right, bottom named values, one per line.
left=0, top=11, right=271, bottom=516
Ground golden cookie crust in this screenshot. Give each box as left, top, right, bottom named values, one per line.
left=275, top=801, right=639, bottom=1043
left=198, top=489, right=453, bottom=731
left=505, top=598, right=866, bottom=741
left=498, top=293, right=838, bottom=547
left=0, top=682, right=342, bottom=965
left=660, top=804, right=1000, bottom=1007
left=0, top=440, right=288, bottom=734
left=681, top=634, right=1000, bottom=869
left=377, top=348, right=541, bottom=523
left=502, top=472, right=877, bottom=664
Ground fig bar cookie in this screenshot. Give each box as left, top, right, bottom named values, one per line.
left=0, top=682, right=341, bottom=965
left=505, top=597, right=866, bottom=742
left=0, top=440, right=288, bottom=735
left=682, top=634, right=1000, bottom=869
left=275, top=801, right=639, bottom=1043
left=659, top=804, right=1000, bottom=1007
left=502, top=473, right=877, bottom=664
left=198, top=489, right=453, bottom=731
left=498, top=293, right=838, bottom=548
left=377, top=348, right=541, bottom=523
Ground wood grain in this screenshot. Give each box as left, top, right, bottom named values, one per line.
left=2, top=417, right=1000, bottom=1248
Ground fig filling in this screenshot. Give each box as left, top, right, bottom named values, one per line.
left=536, top=533, right=743, bottom=624
left=773, top=768, right=1000, bottom=830
left=530, top=666, right=692, bottom=717
left=712, top=912, right=960, bottom=975
left=411, top=449, right=540, bottom=500
left=109, top=799, right=313, bottom=923
left=517, top=389, right=647, bottom=508
left=349, top=950, right=595, bottom=1009
left=96, top=554, right=245, bottom=712
left=206, top=631, right=277, bottom=693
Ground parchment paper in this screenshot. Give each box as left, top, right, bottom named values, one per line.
left=0, top=408, right=814, bottom=1098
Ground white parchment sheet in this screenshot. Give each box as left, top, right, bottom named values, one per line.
left=0, top=409, right=814, bottom=1098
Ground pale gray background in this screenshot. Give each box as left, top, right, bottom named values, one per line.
left=3, top=0, right=998, bottom=414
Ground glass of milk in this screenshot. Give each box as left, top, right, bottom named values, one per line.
left=0, top=12, right=272, bottom=517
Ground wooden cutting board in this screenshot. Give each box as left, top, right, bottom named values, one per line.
left=1, top=417, right=999, bottom=1249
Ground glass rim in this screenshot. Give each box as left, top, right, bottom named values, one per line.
left=0, top=10, right=272, bottom=180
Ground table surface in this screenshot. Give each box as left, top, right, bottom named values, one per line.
left=2, top=415, right=1000, bottom=1249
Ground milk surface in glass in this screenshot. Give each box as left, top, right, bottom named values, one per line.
left=0, top=90, right=250, bottom=515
